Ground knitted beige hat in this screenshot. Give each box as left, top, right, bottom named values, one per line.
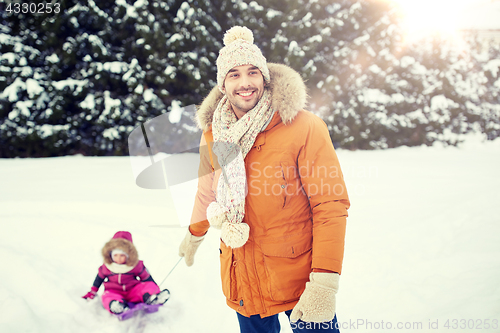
left=216, top=26, right=270, bottom=93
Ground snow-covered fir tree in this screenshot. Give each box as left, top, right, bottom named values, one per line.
left=1, top=0, right=499, bottom=156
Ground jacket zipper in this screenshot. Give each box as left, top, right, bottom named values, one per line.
left=118, top=273, right=126, bottom=291
left=280, top=165, right=288, bottom=208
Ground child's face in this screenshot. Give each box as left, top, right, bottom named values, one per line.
left=112, top=253, right=127, bottom=264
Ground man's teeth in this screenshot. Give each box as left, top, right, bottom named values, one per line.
left=238, top=91, right=253, bottom=97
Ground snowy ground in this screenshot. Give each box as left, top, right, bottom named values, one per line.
left=1, top=136, right=500, bottom=333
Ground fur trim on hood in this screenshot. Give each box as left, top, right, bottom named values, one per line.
left=197, top=63, right=307, bottom=131
left=102, top=237, right=139, bottom=267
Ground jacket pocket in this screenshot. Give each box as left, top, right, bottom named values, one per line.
left=261, top=232, right=312, bottom=302
left=219, top=240, right=238, bottom=301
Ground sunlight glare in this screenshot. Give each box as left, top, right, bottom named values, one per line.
left=392, top=0, right=490, bottom=39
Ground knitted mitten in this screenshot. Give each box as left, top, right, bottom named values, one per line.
left=289, top=272, right=339, bottom=323
left=178, top=230, right=205, bottom=266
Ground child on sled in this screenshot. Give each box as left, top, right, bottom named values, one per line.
left=82, top=231, right=170, bottom=314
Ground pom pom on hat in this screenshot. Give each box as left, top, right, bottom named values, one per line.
left=223, top=26, right=254, bottom=46
left=216, top=26, right=270, bottom=93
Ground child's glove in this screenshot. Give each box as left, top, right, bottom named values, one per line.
left=289, top=272, right=339, bottom=323
left=179, top=230, right=205, bottom=266
left=82, top=287, right=98, bottom=299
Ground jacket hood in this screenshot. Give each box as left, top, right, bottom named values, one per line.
left=196, top=63, right=307, bottom=131
left=101, top=231, right=139, bottom=267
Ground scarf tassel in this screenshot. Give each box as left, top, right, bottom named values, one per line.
left=221, top=222, right=250, bottom=249
left=207, top=202, right=250, bottom=248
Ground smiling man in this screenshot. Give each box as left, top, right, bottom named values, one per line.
left=179, top=26, right=350, bottom=333
left=222, top=65, right=266, bottom=118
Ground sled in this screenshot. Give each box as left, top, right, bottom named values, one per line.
left=116, top=303, right=162, bottom=321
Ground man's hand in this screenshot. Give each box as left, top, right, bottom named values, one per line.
left=289, top=272, right=339, bottom=323
left=179, top=230, right=205, bottom=266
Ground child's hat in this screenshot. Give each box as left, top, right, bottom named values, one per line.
left=111, top=248, right=129, bottom=258
left=102, top=231, right=138, bottom=266
left=112, top=231, right=133, bottom=243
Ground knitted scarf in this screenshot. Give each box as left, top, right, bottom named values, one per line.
left=206, top=89, right=273, bottom=248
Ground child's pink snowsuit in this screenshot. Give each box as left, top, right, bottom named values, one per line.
left=97, top=260, right=160, bottom=312
left=89, top=231, right=160, bottom=313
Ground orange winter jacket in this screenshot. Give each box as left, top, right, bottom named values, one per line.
left=189, top=63, right=350, bottom=318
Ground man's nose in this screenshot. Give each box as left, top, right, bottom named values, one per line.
left=239, top=74, right=251, bottom=88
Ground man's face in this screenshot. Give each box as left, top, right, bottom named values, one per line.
left=222, top=64, right=265, bottom=119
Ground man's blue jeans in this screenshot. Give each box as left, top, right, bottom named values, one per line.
left=237, top=310, right=340, bottom=333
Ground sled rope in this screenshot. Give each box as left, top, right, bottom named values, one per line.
left=159, top=257, right=183, bottom=287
